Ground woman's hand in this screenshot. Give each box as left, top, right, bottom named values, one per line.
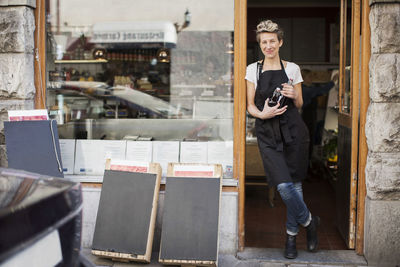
left=280, top=83, right=298, bottom=100
left=259, top=98, right=287, bottom=119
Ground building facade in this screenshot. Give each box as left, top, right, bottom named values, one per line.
left=364, top=1, right=400, bottom=265
left=0, top=1, right=36, bottom=166
left=0, top=0, right=399, bottom=266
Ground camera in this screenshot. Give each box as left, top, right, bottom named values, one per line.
left=268, top=87, right=286, bottom=107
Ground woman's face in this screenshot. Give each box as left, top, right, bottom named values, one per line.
left=259, top=32, right=283, bottom=59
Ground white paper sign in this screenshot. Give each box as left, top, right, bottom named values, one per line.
left=126, top=141, right=153, bottom=162
left=152, top=141, right=180, bottom=177
left=180, top=142, right=208, bottom=164
left=207, top=141, right=233, bottom=178
left=74, top=140, right=126, bottom=175
left=59, top=139, right=76, bottom=174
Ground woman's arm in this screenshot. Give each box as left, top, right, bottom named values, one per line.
left=246, top=80, right=287, bottom=119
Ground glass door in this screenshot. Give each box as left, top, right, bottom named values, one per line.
left=336, top=0, right=361, bottom=249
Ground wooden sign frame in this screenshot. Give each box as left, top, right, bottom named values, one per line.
left=91, top=160, right=161, bottom=263
left=159, top=163, right=222, bottom=267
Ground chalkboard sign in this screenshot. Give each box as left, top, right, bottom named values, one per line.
left=159, top=163, right=222, bottom=266
left=92, top=164, right=161, bottom=263
left=4, top=120, right=64, bottom=178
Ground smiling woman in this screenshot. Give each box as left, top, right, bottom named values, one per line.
left=245, top=19, right=320, bottom=259
left=258, top=32, right=282, bottom=60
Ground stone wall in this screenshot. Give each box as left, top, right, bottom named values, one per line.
left=0, top=5, right=36, bottom=167
left=365, top=2, right=400, bottom=266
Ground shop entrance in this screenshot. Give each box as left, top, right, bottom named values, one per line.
left=243, top=0, right=362, bottom=251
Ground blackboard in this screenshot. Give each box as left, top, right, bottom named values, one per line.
left=92, top=170, right=159, bottom=261
left=4, top=120, right=64, bottom=178
left=159, top=176, right=221, bottom=263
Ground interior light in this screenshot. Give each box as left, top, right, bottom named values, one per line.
left=157, top=48, right=170, bottom=63
left=93, top=48, right=106, bottom=60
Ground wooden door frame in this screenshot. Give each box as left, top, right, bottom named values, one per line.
left=338, top=0, right=369, bottom=252
left=233, top=0, right=247, bottom=251
left=337, top=0, right=361, bottom=249
left=331, top=0, right=370, bottom=252
left=355, top=0, right=370, bottom=255
left=329, top=0, right=370, bottom=252
left=34, top=0, right=46, bottom=109
left=348, top=0, right=361, bottom=250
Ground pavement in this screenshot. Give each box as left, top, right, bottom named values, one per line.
left=81, top=247, right=369, bottom=267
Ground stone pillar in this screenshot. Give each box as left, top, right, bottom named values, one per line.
left=0, top=2, right=36, bottom=167
left=364, top=2, right=400, bottom=266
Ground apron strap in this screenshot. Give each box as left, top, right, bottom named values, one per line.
left=257, top=60, right=264, bottom=82
left=279, top=59, right=285, bottom=70
left=279, top=59, right=290, bottom=84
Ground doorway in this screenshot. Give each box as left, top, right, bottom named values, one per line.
left=243, top=0, right=357, bottom=251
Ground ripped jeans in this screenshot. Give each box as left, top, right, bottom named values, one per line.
left=277, top=182, right=311, bottom=235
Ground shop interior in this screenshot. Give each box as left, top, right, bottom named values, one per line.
left=245, top=0, right=351, bottom=250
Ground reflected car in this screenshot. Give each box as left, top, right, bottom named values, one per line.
left=48, top=81, right=189, bottom=119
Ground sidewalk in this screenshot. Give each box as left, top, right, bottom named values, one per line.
left=82, top=247, right=369, bottom=267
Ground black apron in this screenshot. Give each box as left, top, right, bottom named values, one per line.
left=254, top=60, right=309, bottom=187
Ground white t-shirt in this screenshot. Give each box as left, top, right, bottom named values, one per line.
left=245, top=61, right=303, bottom=89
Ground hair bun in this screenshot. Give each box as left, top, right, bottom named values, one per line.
left=256, top=20, right=279, bottom=33
left=255, top=20, right=284, bottom=42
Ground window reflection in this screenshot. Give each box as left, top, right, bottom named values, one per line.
left=46, top=2, right=234, bottom=129
left=45, top=1, right=234, bottom=179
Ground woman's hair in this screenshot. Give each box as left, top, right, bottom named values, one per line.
left=256, top=20, right=284, bottom=42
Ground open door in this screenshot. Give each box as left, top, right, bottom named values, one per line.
left=336, top=0, right=361, bottom=249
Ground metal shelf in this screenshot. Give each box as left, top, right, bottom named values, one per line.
left=54, top=59, right=108, bottom=64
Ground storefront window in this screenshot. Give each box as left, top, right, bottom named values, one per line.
left=45, top=1, right=234, bottom=179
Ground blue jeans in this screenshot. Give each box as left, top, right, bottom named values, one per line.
left=277, top=182, right=311, bottom=235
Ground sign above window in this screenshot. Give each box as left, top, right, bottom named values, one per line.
left=90, top=21, right=177, bottom=46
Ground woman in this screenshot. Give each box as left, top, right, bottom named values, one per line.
left=245, top=20, right=320, bottom=259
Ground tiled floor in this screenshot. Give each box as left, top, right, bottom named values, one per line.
left=245, top=176, right=348, bottom=250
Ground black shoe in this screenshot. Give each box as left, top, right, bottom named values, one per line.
left=284, top=234, right=297, bottom=259
left=306, top=215, right=320, bottom=252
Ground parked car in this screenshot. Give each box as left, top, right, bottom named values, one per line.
left=0, top=168, right=92, bottom=267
